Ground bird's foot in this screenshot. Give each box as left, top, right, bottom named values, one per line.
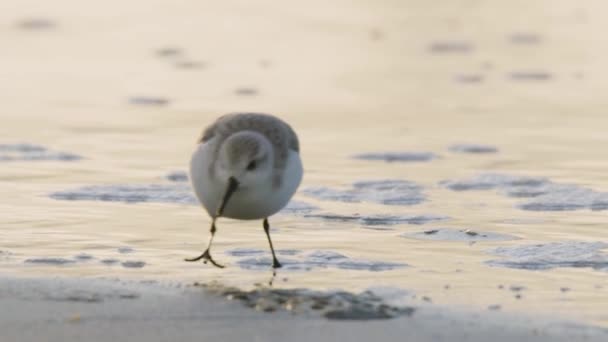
left=185, top=249, right=225, bottom=269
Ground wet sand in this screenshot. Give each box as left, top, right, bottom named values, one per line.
left=1, top=275, right=607, bottom=342
left=1, top=0, right=608, bottom=339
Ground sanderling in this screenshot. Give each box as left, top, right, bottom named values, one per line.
left=186, top=113, right=303, bottom=269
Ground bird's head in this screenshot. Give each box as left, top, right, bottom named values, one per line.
left=214, top=131, right=274, bottom=215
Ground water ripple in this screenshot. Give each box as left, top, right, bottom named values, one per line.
left=50, top=181, right=317, bottom=215
left=441, top=173, right=608, bottom=211
left=0, top=143, right=82, bottom=162
left=303, top=179, right=426, bottom=206
left=404, top=228, right=517, bottom=242
left=231, top=249, right=407, bottom=272
left=486, top=242, right=608, bottom=271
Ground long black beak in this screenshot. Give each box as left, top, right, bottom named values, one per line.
left=216, top=176, right=239, bottom=217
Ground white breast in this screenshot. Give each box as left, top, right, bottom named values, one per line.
left=189, top=139, right=303, bottom=220
left=190, top=139, right=221, bottom=217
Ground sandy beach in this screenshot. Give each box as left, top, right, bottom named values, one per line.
left=1, top=276, right=606, bottom=342
left=1, top=0, right=608, bottom=340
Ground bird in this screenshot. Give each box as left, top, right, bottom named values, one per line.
left=186, top=113, right=303, bottom=269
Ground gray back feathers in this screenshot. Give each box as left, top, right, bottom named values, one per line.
left=200, top=113, right=299, bottom=152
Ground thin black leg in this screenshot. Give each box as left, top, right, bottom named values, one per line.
left=263, top=218, right=282, bottom=269
left=185, top=219, right=224, bottom=268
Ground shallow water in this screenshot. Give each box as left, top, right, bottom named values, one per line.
left=1, top=0, right=607, bottom=327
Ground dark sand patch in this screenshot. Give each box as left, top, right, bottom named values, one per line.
left=234, top=87, right=259, bottom=96
left=508, top=71, right=552, bottom=81
left=26, top=255, right=97, bottom=265
left=165, top=171, right=189, bottom=182
left=428, top=41, right=474, bottom=54
left=100, top=259, right=120, bottom=265
left=369, top=28, right=384, bottom=41
left=259, top=59, right=272, bottom=68
left=74, top=253, right=94, bottom=261
left=353, top=152, right=437, bottom=163
left=0, top=143, right=46, bottom=153
left=448, top=144, right=498, bottom=154
left=509, top=285, right=526, bottom=292
left=509, top=33, right=542, bottom=45
left=454, top=74, right=484, bottom=84
left=118, top=247, right=135, bottom=254
left=128, top=96, right=170, bottom=106
left=16, top=18, right=56, bottom=30
left=0, top=250, right=12, bottom=261
left=0, top=143, right=82, bottom=162
left=24, top=258, right=76, bottom=265
left=121, top=261, right=146, bottom=269
left=155, top=47, right=182, bottom=57
left=197, top=282, right=415, bottom=320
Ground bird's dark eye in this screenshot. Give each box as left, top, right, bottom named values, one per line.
left=246, top=160, right=257, bottom=171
